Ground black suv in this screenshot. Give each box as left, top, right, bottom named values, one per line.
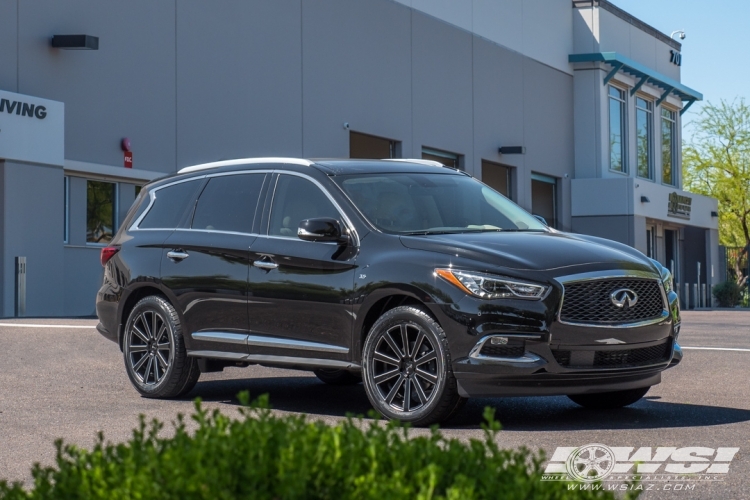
left=96, top=158, right=681, bottom=425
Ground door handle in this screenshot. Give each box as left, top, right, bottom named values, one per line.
left=253, top=259, right=278, bottom=270
left=167, top=250, right=190, bottom=261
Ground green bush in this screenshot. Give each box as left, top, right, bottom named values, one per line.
left=712, top=280, right=744, bottom=307
left=0, top=393, right=636, bottom=500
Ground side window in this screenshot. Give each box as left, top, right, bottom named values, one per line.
left=139, top=179, right=202, bottom=229
left=191, top=173, right=265, bottom=233
left=269, top=175, right=341, bottom=237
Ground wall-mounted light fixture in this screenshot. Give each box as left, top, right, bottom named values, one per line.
left=640, top=195, right=650, bottom=203
left=711, top=211, right=719, bottom=217
left=498, top=146, right=525, bottom=155
left=51, top=35, right=99, bottom=50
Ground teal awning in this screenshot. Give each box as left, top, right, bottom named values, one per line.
left=568, top=52, right=702, bottom=115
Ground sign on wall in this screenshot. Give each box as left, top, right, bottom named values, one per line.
left=667, top=191, right=691, bottom=219
left=0, top=90, right=64, bottom=166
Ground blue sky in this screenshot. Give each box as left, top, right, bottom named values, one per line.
left=610, top=0, right=748, bottom=131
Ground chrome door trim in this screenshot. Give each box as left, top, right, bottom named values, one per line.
left=187, top=350, right=248, bottom=360
left=186, top=350, right=359, bottom=370
left=189, top=331, right=349, bottom=354
left=246, top=334, right=349, bottom=354
left=191, top=331, right=249, bottom=345
left=554, top=269, right=669, bottom=329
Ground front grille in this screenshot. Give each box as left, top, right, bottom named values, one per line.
left=479, top=344, right=525, bottom=358
left=560, top=278, right=664, bottom=325
left=552, top=340, right=672, bottom=369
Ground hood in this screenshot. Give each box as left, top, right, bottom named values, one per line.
left=399, top=231, right=658, bottom=275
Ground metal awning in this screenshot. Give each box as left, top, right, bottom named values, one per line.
left=568, top=52, right=703, bottom=115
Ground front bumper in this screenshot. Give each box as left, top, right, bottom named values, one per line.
left=452, top=338, right=682, bottom=398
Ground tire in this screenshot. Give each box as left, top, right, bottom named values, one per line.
left=567, top=386, right=650, bottom=409
left=122, top=295, right=200, bottom=398
left=313, top=368, right=362, bottom=386
left=361, top=305, right=466, bottom=426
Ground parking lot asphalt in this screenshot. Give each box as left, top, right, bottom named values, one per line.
left=1, top=310, right=749, bottom=498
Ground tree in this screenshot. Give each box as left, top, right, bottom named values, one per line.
left=683, top=99, right=750, bottom=287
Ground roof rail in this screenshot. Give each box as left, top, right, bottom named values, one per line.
left=380, top=158, right=446, bottom=168
left=178, top=157, right=314, bottom=174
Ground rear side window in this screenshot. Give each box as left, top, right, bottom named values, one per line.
left=138, top=179, right=202, bottom=229
left=191, top=173, right=265, bottom=233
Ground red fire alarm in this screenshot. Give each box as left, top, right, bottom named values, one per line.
left=121, top=137, right=132, bottom=168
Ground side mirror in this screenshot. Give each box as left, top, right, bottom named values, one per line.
left=298, top=218, right=349, bottom=244
left=533, top=215, right=548, bottom=227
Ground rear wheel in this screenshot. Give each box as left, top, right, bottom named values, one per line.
left=362, top=306, right=465, bottom=426
left=123, top=296, right=200, bottom=398
left=567, top=386, right=650, bottom=409
left=313, top=368, right=362, bottom=386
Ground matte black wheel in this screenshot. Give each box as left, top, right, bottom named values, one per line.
left=123, top=295, right=200, bottom=398
left=362, top=306, right=465, bottom=426
left=313, top=368, right=362, bottom=386
left=567, top=386, right=650, bottom=409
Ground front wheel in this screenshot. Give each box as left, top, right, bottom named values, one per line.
left=567, top=386, right=650, bottom=409
left=123, top=295, right=200, bottom=398
left=361, top=306, right=465, bottom=426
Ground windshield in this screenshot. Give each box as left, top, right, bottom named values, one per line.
left=335, top=172, right=547, bottom=234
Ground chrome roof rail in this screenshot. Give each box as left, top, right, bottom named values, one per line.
left=178, top=157, right=314, bottom=174
left=380, top=158, right=446, bottom=168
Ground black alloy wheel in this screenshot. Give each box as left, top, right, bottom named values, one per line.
left=123, top=295, right=200, bottom=398
left=362, top=306, right=465, bottom=426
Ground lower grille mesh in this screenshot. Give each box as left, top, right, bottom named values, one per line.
left=552, top=340, right=671, bottom=369
left=479, top=344, right=525, bottom=358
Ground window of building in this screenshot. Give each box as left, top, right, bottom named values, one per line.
left=350, top=131, right=399, bottom=159
left=422, top=147, right=461, bottom=169
left=63, top=176, right=70, bottom=243
left=608, top=86, right=627, bottom=173
left=481, top=161, right=512, bottom=199
left=531, top=173, right=557, bottom=228
left=269, top=175, right=340, bottom=238
left=636, top=97, right=653, bottom=179
left=191, top=173, right=265, bottom=234
left=139, top=179, right=203, bottom=230
left=86, top=180, right=117, bottom=244
left=646, top=225, right=656, bottom=259
left=661, top=108, right=677, bottom=185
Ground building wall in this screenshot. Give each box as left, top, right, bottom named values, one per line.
left=1, top=160, right=65, bottom=317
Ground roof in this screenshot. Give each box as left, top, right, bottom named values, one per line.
left=568, top=52, right=702, bottom=113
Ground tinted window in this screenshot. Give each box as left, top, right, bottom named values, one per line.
left=192, top=173, right=265, bottom=233
left=269, top=175, right=340, bottom=237
left=335, top=173, right=546, bottom=234
left=87, top=180, right=116, bottom=243
left=139, top=179, right=202, bottom=229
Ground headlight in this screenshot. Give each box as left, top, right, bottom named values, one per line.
left=435, top=268, right=548, bottom=300
left=661, top=268, right=673, bottom=294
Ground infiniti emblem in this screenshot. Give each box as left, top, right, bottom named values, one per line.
left=610, top=288, right=638, bottom=309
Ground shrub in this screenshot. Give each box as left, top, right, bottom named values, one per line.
left=712, top=280, right=743, bottom=307
left=0, top=393, right=636, bottom=499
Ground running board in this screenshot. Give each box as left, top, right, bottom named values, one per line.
left=187, top=350, right=360, bottom=370
left=191, top=331, right=349, bottom=354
